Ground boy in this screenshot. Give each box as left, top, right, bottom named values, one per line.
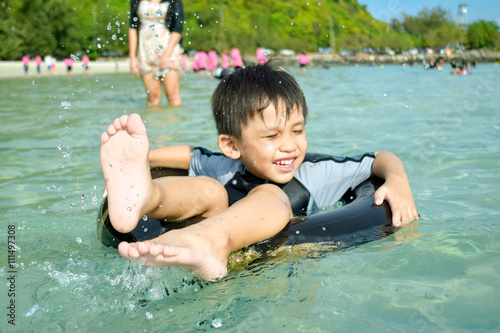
left=100, top=64, right=419, bottom=280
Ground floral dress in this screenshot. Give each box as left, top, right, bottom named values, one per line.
left=137, top=1, right=182, bottom=77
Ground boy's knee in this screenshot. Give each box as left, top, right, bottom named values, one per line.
left=198, top=176, right=227, bottom=200
left=250, top=184, right=291, bottom=211
left=196, top=176, right=228, bottom=215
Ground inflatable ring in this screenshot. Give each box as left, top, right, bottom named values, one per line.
left=96, top=168, right=395, bottom=250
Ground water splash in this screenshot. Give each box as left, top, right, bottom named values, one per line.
left=60, top=101, right=72, bottom=109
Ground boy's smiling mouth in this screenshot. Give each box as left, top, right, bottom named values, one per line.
left=273, top=158, right=296, bottom=170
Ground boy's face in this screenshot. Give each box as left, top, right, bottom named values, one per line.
left=234, top=103, right=307, bottom=184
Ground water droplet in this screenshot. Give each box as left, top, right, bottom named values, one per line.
left=322, top=227, right=326, bottom=231
left=142, top=215, right=148, bottom=221
left=232, top=180, right=237, bottom=185
left=168, top=308, right=174, bottom=313
left=60, top=101, right=72, bottom=109
left=127, top=207, right=132, bottom=211
left=47, top=185, right=56, bottom=191
left=76, top=237, right=82, bottom=244
left=212, top=319, right=222, bottom=328
left=296, top=230, right=300, bottom=234
left=146, top=312, right=153, bottom=320
left=107, top=23, right=112, bottom=30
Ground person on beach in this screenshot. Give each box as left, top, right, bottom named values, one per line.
left=35, top=55, right=42, bottom=77
left=256, top=44, right=267, bottom=65
left=193, top=51, right=208, bottom=73
left=100, top=64, right=419, bottom=280
left=82, top=54, right=90, bottom=74
left=44, top=55, right=53, bottom=75
left=50, top=57, right=57, bottom=75
left=207, top=49, right=218, bottom=72
left=299, top=52, right=310, bottom=71
left=221, top=50, right=229, bottom=69
left=63, top=58, right=74, bottom=76
left=230, top=46, right=244, bottom=69
left=22, top=54, right=30, bottom=78
left=129, top=0, right=184, bottom=106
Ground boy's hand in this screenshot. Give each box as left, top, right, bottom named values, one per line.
left=374, top=175, right=419, bottom=227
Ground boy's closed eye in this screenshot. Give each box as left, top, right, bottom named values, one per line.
left=264, top=133, right=279, bottom=139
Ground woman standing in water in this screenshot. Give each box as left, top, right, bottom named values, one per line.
left=129, top=0, right=184, bottom=106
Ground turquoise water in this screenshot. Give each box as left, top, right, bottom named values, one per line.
left=1, top=64, right=499, bottom=331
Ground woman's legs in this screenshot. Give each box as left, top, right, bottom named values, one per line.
left=162, top=70, right=182, bottom=106
left=141, top=70, right=182, bottom=107
left=142, top=73, right=162, bottom=107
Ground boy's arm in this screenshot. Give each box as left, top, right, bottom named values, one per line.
left=371, top=151, right=419, bottom=227
left=149, top=145, right=195, bottom=170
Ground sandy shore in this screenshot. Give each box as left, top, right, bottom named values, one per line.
left=3, top=49, right=498, bottom=79
left=0, top=59, right=131, bottom=79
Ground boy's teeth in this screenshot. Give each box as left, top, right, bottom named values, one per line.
left=275, top=159, right=292, bottom=166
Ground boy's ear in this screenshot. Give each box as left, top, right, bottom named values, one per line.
left=217, top=134, right=241, bottom=160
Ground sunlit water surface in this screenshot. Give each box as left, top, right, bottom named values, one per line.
left=1, top=64, right=499, bottom=332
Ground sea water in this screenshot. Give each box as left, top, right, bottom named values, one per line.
left=1, top=64, right=499, bottom=332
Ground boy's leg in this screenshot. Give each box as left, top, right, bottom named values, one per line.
left=100, top=113, right=228, bottom=233
left=118, top=184, right=293, bottom=280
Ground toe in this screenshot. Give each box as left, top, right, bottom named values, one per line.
left=107, top=124, right=117, bottom=136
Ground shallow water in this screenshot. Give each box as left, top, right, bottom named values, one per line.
left=1, top=64, right=499, bottom=332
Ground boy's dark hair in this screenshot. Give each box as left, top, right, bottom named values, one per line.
left=212, top=64, right=308, bottom=140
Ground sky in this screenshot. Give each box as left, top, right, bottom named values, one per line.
left=360, top=0, right=500, bottom=24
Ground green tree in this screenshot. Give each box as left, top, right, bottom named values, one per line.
left=467, top=20, right=500, bottom=49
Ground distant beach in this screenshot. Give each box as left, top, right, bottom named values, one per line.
left=2, top=49, right=499, bottom=79
left=0, top=59, right=130, bottom=79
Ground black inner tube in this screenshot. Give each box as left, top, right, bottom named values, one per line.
left=96, top=168, right=395, bottom=251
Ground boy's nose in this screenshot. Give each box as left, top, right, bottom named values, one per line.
left=279, top=138, right=297, bottom=153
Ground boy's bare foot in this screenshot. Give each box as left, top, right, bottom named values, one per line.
left=100, top=113, right=154, bottom=233
left=117, top=226, right=229, bottom=281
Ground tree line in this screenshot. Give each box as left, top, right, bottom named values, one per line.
left=0, top=0, right=498, bottom=60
